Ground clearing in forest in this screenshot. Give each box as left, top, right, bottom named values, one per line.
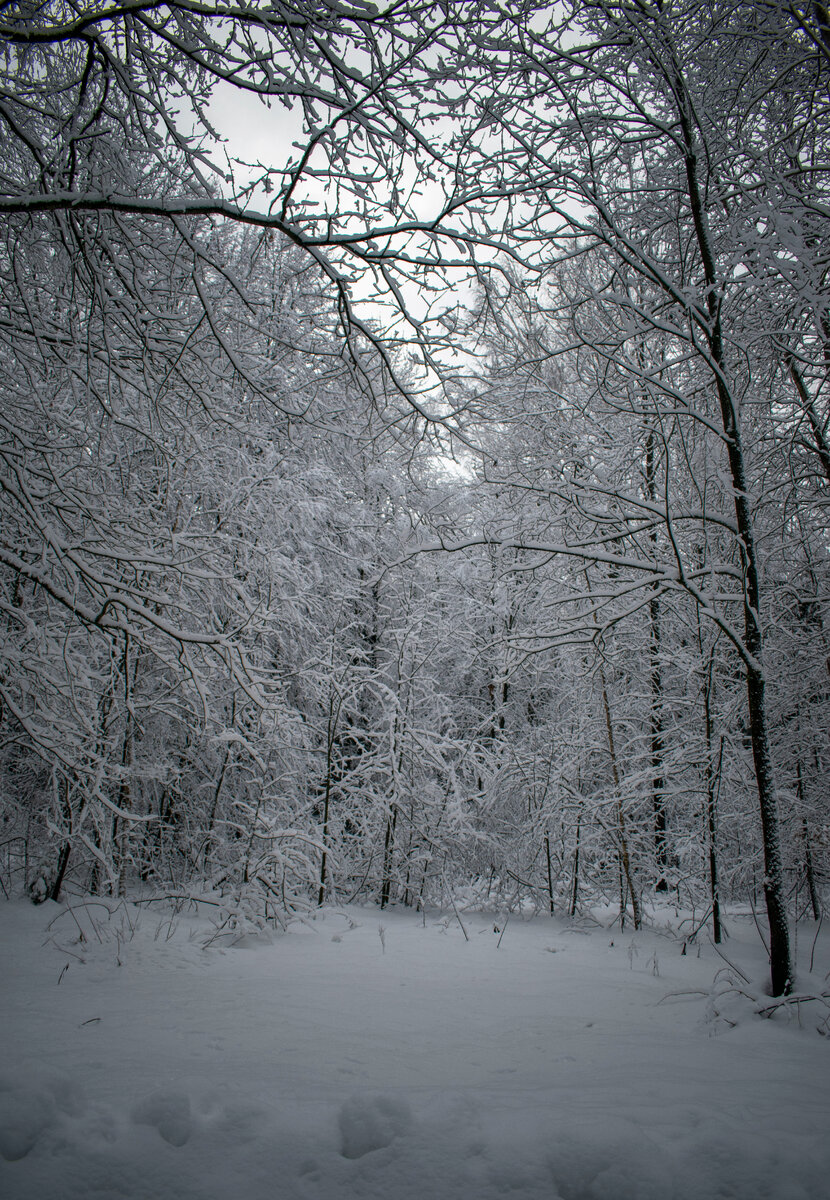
left=1, top=899, right=828, bottom=1199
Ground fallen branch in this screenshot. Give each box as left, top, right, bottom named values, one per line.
left=656, top=989, right=709, bottom=1004
left=756, top=992, right=830, bottom=1018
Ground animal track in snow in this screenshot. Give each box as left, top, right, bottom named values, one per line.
left=338, top=1093, right=413, bottom=1159
left=130, top=1090, right=193, bottom=1147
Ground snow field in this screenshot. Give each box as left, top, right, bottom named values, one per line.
left=1, top=898, right=829, bottom=1199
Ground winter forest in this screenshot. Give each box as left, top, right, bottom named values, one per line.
left=5, top=0, right=829, bottom=983
left=3, top=0, right=830, bottom=981
left=2, top=5, right=830, bottom=1187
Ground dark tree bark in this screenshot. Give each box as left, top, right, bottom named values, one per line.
left=671, top=47, right=792, bottom=995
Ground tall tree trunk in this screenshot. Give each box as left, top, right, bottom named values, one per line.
left=706, top=732, right=724, bottom=946
left=47, top=771, right=73, bottom=903
left=697, top=618, right=723, bottom=944
left=204, top=694, right=236, bottom=872
left=599, top=663, right=641, bottom=930
left=584, top=568, right=641, bottom=930
left=317, top=773, right=332, bottom=907
left=544, top=832, right=555, bottom=915
left=569, top=802, right=582, bottom=917
left=664, top=44, right=793, bottom=993
left=380, top=804, right=398, bottom=909
left=645, top=428, right=668, bottom=890
left=318, top=694, right=341, bottom=907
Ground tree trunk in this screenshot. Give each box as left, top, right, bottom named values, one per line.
left=380, top=804, right=398, bottom=909
left=599, top=663, right=641, bottom=930
left=645, top=429, right=668, bottom=890
left=318, top=694, right=341, bottom=907
left=569, top=805, right=581, bottom=917
left=544, top=832, right=555, bottom=915
left=802, top=816, right=821, bottom=922
left=47, top=842, right=71, bottom=904
left=706, top=733, right=724, bottom=945
left=797, top=761, right=822, bottom=919
left=674, top=66, right=793, bottom=995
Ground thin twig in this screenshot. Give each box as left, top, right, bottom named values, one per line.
left=448, top=892, right=469, bottom=942
left=708, top=937, right=751, bottom=984
left=757, top=992, right=830, bottom=1018
left=810, top=911, right=823, bottom=975
left=748, top=895, right=770, bottom=956
left=131, top=894, right=222, bottom=908
left=656, top=989, right=709, bottom=1004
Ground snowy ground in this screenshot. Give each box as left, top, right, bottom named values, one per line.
left=1, top=896, right=829, bottom=1200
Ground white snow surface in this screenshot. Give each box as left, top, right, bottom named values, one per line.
left=1, top=898, right=829, bottom=1199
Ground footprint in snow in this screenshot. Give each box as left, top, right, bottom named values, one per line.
left=131, top=1089, right=193, bottom=1147
left=338, top=1093, right=413, bottom=1159
left=0, top=1088, right=55, bottom=1161
left=0, top=1065, right=85, bottom=1161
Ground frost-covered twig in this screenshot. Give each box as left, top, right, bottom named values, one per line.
left=756, top=992, right=830, bottom=1019
left=809, top=912, right=823, bottom=974
left=449, top=892, right=470, bottom=942
left=748, top=896, right=770, bottom=957
left=656, top=989, right=709, bottom=1004
left=708, top=937, right=750, bottom=984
